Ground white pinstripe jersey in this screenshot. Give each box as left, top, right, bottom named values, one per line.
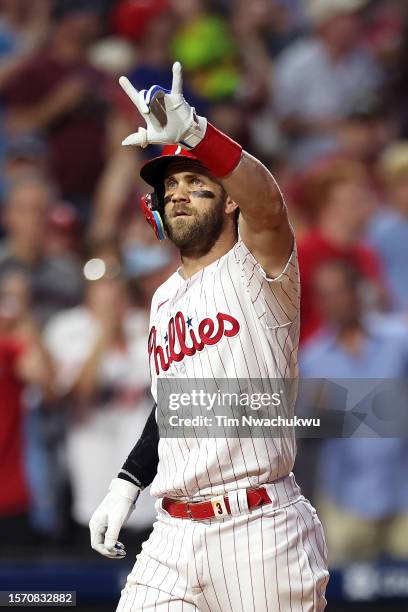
left=148, top=237, right=300, bottom=500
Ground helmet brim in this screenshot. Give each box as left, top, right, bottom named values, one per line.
left=140, top=154, right=184, bottom=188
left=140, top=147, right=209, bottom=188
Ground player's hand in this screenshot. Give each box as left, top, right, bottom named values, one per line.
left=119, top=61, right=207, bottom=149
left=89, top=478, right=140, bottom=559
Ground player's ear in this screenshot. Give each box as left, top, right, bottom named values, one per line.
left=224, top=196, right=238, bottom=216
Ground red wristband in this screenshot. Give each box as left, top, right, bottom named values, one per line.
left=192, top=122, right=242, bottom=178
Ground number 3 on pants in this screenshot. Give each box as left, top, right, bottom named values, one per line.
left=211, top=495, right=228, bottom=517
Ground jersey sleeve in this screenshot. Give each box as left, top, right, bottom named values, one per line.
left=234, top=237, right=300, bottom=329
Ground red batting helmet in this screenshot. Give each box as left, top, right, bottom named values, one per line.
left=139, top=144, right=206, bottom=240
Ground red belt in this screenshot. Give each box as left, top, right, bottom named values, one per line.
left=162, top=487, right=271, bottom=521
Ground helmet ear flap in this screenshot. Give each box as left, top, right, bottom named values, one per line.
left=140, top=192, right=166, bottom=241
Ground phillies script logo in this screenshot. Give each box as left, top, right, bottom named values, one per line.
left=149, top=311, right=240, bottom=374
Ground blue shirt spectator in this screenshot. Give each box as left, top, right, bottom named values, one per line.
left=367, top=209, right=408, bottom=311
left=301, top=311, right=408, bottom=519
left=366, top=141, right=408, bottom=312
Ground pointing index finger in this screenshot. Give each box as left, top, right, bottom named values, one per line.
left=171, top=61, right=183, bottom=95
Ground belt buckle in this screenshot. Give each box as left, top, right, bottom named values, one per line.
left=186, top=502, right=198, bottom=521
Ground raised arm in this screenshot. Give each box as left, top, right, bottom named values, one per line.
left=221, top=153, right=293, bottom=278
left=120, top=62, right=293, bottom=277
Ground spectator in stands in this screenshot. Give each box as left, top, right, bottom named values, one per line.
left=170, top=0, right=239, bottom=101
left=90, top=1, right=203, bottom=243
left=0, top=0, right=51, bottom=197
left=0, top=173, right=82, bottom=538
left=232, top=0, right=304, bottom=61
left=3, top=0, right=108, bottom=215
left=0, top=135, right=49, bottom=226
left=379, top=2, right=408, bottom=137
left=45, top=202, right=81, bottom=258
left=44, top=240, right=156, bottom=545
left=361, top=0, right=404, bottom=69
left=274, top=0, right=381, bottom=168
left=3, top=136, right=49, bottom=186
left=115, top=1, right=206, bottom=122
left=0, top=175, right=82, bottom=325
left=0, top=270, right=53, bottom=547
left=296, top=158, right=385, bottom=342
left=0, top=0, right=50, bottom=60
left=367, top=142, right=408, bottom=312
left=301, top=260, right=408, bottom=564
left=335, top=93, right=395, bottom=166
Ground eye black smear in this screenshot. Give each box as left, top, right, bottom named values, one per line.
left=190, top=190, right=215, bottom=199
left=163, top=190, right=215, bottom=205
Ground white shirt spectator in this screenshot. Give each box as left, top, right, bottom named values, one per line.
left=44, top=306, right=156, bottom=528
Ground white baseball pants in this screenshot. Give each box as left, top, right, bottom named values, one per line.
left=117, top=477, right=329, bottom=611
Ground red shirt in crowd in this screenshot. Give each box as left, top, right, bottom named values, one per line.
left=5, top=51, right=109, bottom=202
left=0, top=338, right=29, bottom=516
left=297, top=230, right=384, bottom=343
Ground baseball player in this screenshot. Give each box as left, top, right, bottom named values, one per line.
left=89, top=62, right=329, bottom=611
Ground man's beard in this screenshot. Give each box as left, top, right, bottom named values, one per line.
left=163, top=195, right=225, bottom=257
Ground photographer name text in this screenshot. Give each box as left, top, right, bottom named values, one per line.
left=168, top=414, right=320, bottom=428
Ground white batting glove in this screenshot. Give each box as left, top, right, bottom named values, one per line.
left=119, top=61, right=207, bottom=149
left=89, top=478, right=140, bottom=560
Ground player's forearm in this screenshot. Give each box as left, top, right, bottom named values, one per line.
left=118, top=403, right=159, bottom=489
left=190, top=122, right=284, bottom=224
left=119, top=62, right=281, bottom=224
left=221, top=151, right=284, bottom=224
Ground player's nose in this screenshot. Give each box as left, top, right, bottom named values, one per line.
left=170, top=185, right=190, bottom=204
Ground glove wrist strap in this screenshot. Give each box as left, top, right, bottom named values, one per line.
left=179, top=112, right=207, bottom=149
left=190, top=122, right=243, bottom=178
left=109, top=478, right=140, bottom=504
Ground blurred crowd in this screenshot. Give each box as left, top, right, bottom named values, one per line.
left=1, top=0, right=408, bottom=568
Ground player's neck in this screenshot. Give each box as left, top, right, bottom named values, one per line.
left=179, top=233, right=237, bottom=280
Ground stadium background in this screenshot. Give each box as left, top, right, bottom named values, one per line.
left=1, top=0, right=408, bottom=609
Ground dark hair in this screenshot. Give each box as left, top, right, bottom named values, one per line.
left=51, top=0, right=103, bottom=23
